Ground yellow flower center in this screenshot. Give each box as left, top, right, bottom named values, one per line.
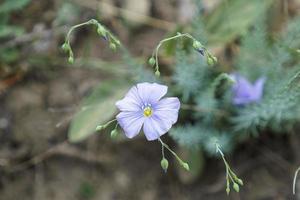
left=143, top=106, right=153, bottom=117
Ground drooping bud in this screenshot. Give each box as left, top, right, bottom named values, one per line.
left=110, top=129, right=118, bottom=138
left=226, top=187, right=230, bottom=195
left=148, top=57, right=156, bottom=66
left=155, top=70, right=160, bottom=77
left=182, top=162, right=190, bottom=171
left=96, top=125, right=104, bottom=131
left=97, top=25, right=106, bottom=37
left=160, top=158, right=169, bottom=172
left=207, top=55, right=218, bottom=66
left=68, top=56, right=74, bottom=64
left=193, top=40, right=204, bottom=56
left=192, top=40, right=203, bottom=50
left=109, top=43, right=117, bottom=51
left=236, top=178, right=243, bottom=186
left=233, top=183, right=240, bottom=192
left=61, top=42, right=70, bottom=52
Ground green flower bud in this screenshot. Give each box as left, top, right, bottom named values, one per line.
left=96, top=125, right=104, bottom=131
left=109, top=43, right=117, bottom=51
left=68, top=56, right=74, bottom=64
left=233, top=183, right=240, bottom=192
left=236, top=178, right=243, bottom=186
left=110, top=129, right=118, bottom=138
left=207, top=55, right=217, bottom=66
left=160, top=158, right=169, bottom=172
left=61, top=42, right=70, bottom=52
left=182, top=162, right=190, bottom=171
left=155, top=70, right=160, bottom=77
left=148, top=57, right=156, bottom=66
left=192, top=40, right=203, bottom=50
left=226, top=187, right=230, bottom=195
left=115, top=39, right=121, bottom=46
left=97, top=25, right=106, bottom=37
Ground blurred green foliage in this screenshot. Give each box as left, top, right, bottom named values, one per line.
left=168, top=0, right=300, bottom=156
left=0, top=0, right=31, bottom=37
left=0, top=0, right=31, bottom=65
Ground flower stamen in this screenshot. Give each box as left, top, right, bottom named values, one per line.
left=143, top=106, right=153, bottom=117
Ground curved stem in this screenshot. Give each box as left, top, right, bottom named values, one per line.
left=158, top=138, right=185, bottom=164
left=293, top=167, right=300, bottom=195
left=153, top=32, right=196, bottom=72
left=65, top=19, right=95, bottom=42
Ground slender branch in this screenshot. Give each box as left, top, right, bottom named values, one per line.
left=293, top=167, right=300, bottom=195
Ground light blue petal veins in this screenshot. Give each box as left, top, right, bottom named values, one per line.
left=124, top=85, right=143, bottom=103
left=116, top=97, right=141, bottom=112
left=136, top=82, right=168, bottom=104
left=154, top=97, right=180, bottom=124
left=116, top=111, right=145, bottom=138
left=143, top=115, right=171, bottom=141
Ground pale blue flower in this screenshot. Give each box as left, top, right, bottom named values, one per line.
left=231, top=74, right=265, bottom=105
left=116, top=82, right=180, bottom=141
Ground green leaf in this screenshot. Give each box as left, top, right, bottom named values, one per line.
left=0, top=0, right=31, bottom=13
left=68, top=79, right=131, bottom=143
left=205, top=0, right=274, bottom=45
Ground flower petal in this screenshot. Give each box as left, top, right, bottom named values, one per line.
left=251, top=77, right=265, bottom=101
left=154, top=97, right=180, bottom=124
left=116, top=97, right=141, bottom=112
left=232, top=74, right=253, bottom=99
left=116, top=111, right=145, bottom=138
left=125, top=85, right=142, bottom=103
left=143, top=115, right=172, bottom=141
left=137, top=82, right=168, bottom=105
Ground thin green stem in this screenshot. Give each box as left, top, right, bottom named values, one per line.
left=293, top=167, right=300, bottom=195
left=153, top=32, right=196, bottom=73
left=161, top=141, right=165, bottom=159
left=65, top=19, right=95, bottom=42
left=158, top=138, right=185, bottom=164
left=104, top=118, right=117, bottom=127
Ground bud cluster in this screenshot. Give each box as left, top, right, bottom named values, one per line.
left=96, top=119, right=119, bottom=139
left=149, top=32, right=218, bottom=77
left=61, top=19, right=121, bottom=64
left=158, top=138, right=190, bottom=173
left=216, top=143, right=243, bottom=195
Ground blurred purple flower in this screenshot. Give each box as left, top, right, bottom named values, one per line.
left=230, top=74, right=265, bottom=105
left=116, top=82, right=180, bottom=141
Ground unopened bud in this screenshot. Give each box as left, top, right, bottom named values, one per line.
left=236, top=178, right=243, bottom=186
left=192, top=40, right=203, bottom=50
left=68, top=56, right=74, bottom=64
left=226, top=187, right=230, bottom=195
left=96, top=125, right=104, bottom=131
left=207, top=55, right=217, bottom=66
left=97, top=25, right=106, bottom=37
left=233, top=183, right=240, bottom=192
left=61, top=42, right=70, bottom=52
left=109, top=43, right=117, bottom=51
left=160, top=158, right=169, bottom=172
left=115, top=39, right=121, bottom=46
left=148, top=57, right=156, bottom=66
left=110, top=129, right=118, bottom=138
left=182, top=162, right=190, bottom=171
left=155, top=70, right=160, bottom=77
